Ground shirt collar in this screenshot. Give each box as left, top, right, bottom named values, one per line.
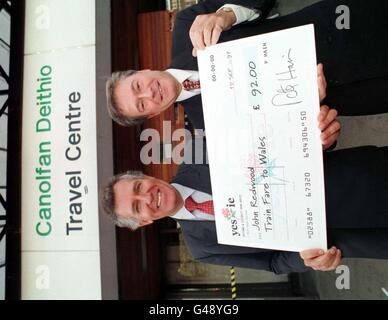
left=166, top=69, right=200, bottom=102
left=170, top=183, right=197, bottom=220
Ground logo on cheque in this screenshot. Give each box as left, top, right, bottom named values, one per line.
left=223, top=198, right=240, bottom=237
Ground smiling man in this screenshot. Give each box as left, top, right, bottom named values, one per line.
left=101, top=140, right=388, bottom=274
left=112, top=171, right=184, bottom=228
left=106, top=0, right=388, bottom=130
left=109, top=70, right=182, bottom=125
left=108, top=64, right=339, bottom=149
left=106, top=0, right=276, bottom=127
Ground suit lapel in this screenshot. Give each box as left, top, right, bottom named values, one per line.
left=171, top=50, right=198, bottom=71
left=182, top=95, right=205, bottom=130
left=172, top=164, right=212, bottom=195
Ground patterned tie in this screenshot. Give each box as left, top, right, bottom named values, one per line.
left=185, top=196, right=214, bottom=215
left=182, top=79, right=201, bottom=91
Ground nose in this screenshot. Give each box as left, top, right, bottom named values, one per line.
left=135, top=193, right=152, bottom=205
left=139, top=85, right=155, bottom=99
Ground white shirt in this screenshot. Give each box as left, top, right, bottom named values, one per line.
left=171, top=183, right=215, bottom=221
left=219, top=4, right=261, bottom=25
left=166, top=69, right=200, bottom=102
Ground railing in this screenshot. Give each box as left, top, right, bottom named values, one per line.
left=0, top=0, right=11, bottom=300
left=4, top=0, right=24, bottom=299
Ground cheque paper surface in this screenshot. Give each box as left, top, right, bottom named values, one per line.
left=197, top=25, right=327, bottom=252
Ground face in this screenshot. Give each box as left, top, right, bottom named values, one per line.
left=115, top=70, right=181, bottom=119
left=114, top=175, right=183, bottom=227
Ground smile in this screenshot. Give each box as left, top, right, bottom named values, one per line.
left=157, top=81, right=163, bottom=101
left=157, top=189, right=161, bottom=209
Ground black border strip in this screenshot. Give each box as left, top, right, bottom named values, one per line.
left=5, top=0, right=25, bottom=300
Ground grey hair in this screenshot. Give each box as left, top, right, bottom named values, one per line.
left=100, top=170, right=145, bottom=230
left=105, top=70, right=147, bottom=127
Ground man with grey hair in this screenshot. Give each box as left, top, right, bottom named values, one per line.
left=101, top=142, right=388, bottom=274
left=106, top=0, right=388, bottom=131
left=101, top=171, right=146, bottom=229
left=105, top=70, right=142, bottom=127
left=106, top=0, right=276, bottom=129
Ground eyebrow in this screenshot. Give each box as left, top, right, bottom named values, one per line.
left=130, top=81, right=143, bottom=113
left=131, top=181, right=138, bottom=214
left=131, top=79, right=136, bottom=93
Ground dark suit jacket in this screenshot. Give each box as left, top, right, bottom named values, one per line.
left=171, top=145, right=388, bottom=274
left=172, top=162, right=309, bottom=274
left=171, top=0, right=388, bottom=130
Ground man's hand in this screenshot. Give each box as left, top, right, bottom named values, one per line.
left=317, top=63, right=327, bottom=103
left=300, top=247, right=342, bottom=271
left=318, top=105, right=341, bottom=150
left=190, top=10, right=237, bottom=57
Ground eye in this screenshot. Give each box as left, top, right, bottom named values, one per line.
left=137, top=82, right=141, bottom=91
left=137, top=100, right=145, bottom=113
left=138, top=201, right=142, bottom=213
left=135, top=200, right=142, bottom=214
left=134, top=201, right=139, bottom=214
left=136, top=182, right=142, bottom=192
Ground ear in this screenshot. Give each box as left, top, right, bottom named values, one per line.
left=139, top=220, right=153, bottom=227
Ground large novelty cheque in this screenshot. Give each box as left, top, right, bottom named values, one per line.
left=197, top=25, right=327, bottom=252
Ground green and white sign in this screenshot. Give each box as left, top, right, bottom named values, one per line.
left=22, top=0, right=101, bottom=299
